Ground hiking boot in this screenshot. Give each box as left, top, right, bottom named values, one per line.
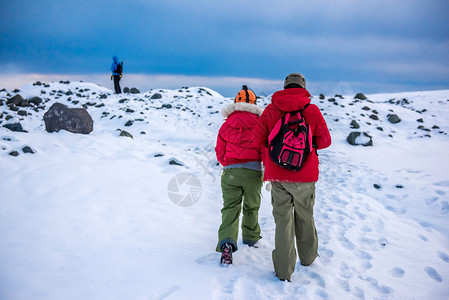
left=220, top=243, right=233, bottom=265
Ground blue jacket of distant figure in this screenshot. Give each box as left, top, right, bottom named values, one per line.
left=111, top=56, right=121, bottom=76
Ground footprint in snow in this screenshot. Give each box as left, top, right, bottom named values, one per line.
left=390, top=267, right=405, bottom=278
left=437, top=251, right=449, bottom=263
left=424, top=266, right=443, bottom=282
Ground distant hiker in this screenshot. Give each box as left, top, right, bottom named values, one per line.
left=111, top=56, right=123, bottom=94
left=253, top=73, right=331, bottom=281
left=215, top=85, right=264, bottom=265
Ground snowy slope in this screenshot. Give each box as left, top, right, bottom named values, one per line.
left=0, top=81, right=448, bottom=300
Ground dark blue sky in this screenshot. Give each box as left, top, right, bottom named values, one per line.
left=1, top=0, right=448, bottom=96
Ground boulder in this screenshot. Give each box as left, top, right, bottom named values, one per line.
left=347, top=131, right=373, bottom=146
left=130, top=87, right=140, bottom=94
left=350, top=120, right=360, bottom=129
left=119, top=130, right=133, bottom=139
left=43, top=103, right=93, bottom=134
left=388, top=114, right=401, bottom=124
left=28, top=96, right=43, bottom=106
left=150, top=93, right=162, bottom=99
left=123, top=87, right=130, bottom=93
left=7, top=94, right=25, bottom=106
left=354, top=93, right=367, bottom=100
left=3, top=122, right=25, bottom=132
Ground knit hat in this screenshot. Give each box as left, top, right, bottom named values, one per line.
left=234, top=85, right=257, bottom=104
left=284, top=73, right=306, bottom=89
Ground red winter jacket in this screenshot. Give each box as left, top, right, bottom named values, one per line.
left=253, top=88, right=331, bottom=182
left=216, top=102, right=264, bottom=167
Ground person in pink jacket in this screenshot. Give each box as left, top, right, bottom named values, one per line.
left=215, top=85, right=264, bottom=265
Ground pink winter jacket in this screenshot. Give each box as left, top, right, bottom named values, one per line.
left=215, top=102, right=264, bottom=167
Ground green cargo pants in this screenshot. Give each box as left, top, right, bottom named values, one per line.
left=271, top=181, right=318, bottom=280
left=216, top=168, right=263, bottom=252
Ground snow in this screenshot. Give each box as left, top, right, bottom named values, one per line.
left=1, top=81, right=448, bottom=299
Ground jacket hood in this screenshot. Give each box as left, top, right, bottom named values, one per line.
left=221, top=102, right=263, bottom=118
left=271, top=88, right=311, bottom=111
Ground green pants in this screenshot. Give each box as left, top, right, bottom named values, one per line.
left=216, top=168, right=263, bottom=252
left=271, top=181, right=318, bottom=280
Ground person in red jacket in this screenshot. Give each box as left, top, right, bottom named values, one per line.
left=253, top=73, right=331, bottom=281
left=215, top=85, right=264, bottom=265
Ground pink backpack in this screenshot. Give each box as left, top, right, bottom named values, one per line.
left=268, top=104, right=312, bottom=171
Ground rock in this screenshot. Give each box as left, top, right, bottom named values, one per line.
left=22, top=146, right=34, bottom=154
left=123, top=87, right=130, bottom=93
left=150, top=93, right=162, bottom=99
left=350, top=120, right=360, bottom=129
left=125, top=108, right=135, bottom=113
left=335, top=94, right=344, bottom=99
left=354, top=93, right=367, bottom=100
left=362, top=106, right=371, bottom=111
left=124, top=120, right=134, bottom=127
left=3, top=122, right=25, bottom=132
left=388, top=114, right=401, bottom=124
left=373, top=184, right=381, bottom=189
left=119, top=130, right=133, bottom=139
left=43, top=102, right=93, bottom=134
left=28, top=96, right=43, bottom=106
left=18, top=110, right=27, bottom=116
left=369, top=114, right=379, bottom=120
left=99, top=94, right=108, bottom=99
left=346, top=131, right=373, bottom=146
left=9, top=151, right=19, bottom=157
left=169, top=159, right=183, bottom=166
left=130, top=87, right=140, bottom=94
left=417, top=118, right=424, bottom=123
left=154, top=153, right=164, bottom=157
left=118, top=99, right=129, bottom=103
left=319, top=94, right=325, bottom=99
left=66, top=91, right=73, bottom=96
left=7, top=94, right=24, bottom=106
left=161, top=104, right=172, bottom=109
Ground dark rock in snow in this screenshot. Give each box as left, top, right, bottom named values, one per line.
left=369, top=114, right=379, bottom=120
left=373, top=184, right=382, bottom=189
left=7, top=94, right=25, bottom=106
left=151, top=93, right=162, bottom=99
left=99, top=94, right=108, bottom=99
left=9, top=151, right=19, bottom=157
left=354, top=93, right=367, bottom=100
left=388, top=114, right=401, bottom=124
left=161, top=104, right=172, bottom=109
left=43, top=102, right=93, bottom=134
left=350, top=120, right=360, bottom=129
left=362, top=106, right=371, bottom=111
left=3, top=122, right=25, bottom=132
left=119, top=130, right=133, bottom=139
left=130, top=87, right=140, bottom=94
left=28, top=96, right=43, bottom=106
left=123, top=87, right=130, bottom=93
left=18, top=110, right=27, bottom=116
left=319, top=94, right=325, bottom=99
left=169, top=159, right=184, bottom=166
left=22, top=146, right=35, bottom=154
left=417, top=118, right=424, bottom=123
left=347, top=131, right=373, bottom=146
left=124, top=120, right=134, bottom=127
